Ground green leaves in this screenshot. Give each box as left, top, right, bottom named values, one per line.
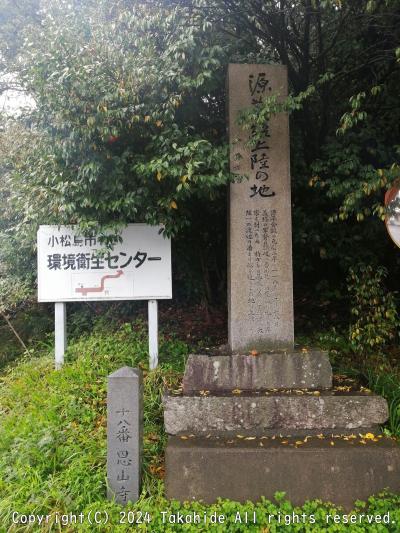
left=348, top=264, right=399, bottom=354
left=7, top=0, right=230, bottom=241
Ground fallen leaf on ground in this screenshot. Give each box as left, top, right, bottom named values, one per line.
left=149, top=464, right=165, bottom=478
left=145, top=433, right=159, bottom=443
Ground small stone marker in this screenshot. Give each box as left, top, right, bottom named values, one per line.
left=107, top=367, right=143, bottom=504
left=228, top=64, right=294, bottom=352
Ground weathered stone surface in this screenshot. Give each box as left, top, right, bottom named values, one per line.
left=107, top=367, right=143, bottom=504
left=163, top=392, right=388, bottom=435
left=228, top=64, right=294, bottom=352
left=166, top=435, right=400, bottom=509
left=182, top=352, right=332, bottom=393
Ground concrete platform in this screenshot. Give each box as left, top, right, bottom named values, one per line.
left=165, top=435, right=400, bottom=510
left=182, top=352, right=332, bottom=393
left=163, top=392, right=388, bottom=435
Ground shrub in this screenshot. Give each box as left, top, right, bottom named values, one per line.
left=347, top=264, right=399, bottom=353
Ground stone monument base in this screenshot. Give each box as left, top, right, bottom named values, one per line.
left=163, top=352, right=400, bottom=509
left=166, top=435, right=400, bottom=510
left=163, top=390, right=387, bottom=436
left=182, top=350, right=332, bottom=394
left=182, top=351, right=332, bottom=393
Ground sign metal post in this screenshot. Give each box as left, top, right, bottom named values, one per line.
left=55, top=302, right=67, bottom=370
left=148, top=299, right=158, bottom=370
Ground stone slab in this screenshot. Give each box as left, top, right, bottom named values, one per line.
left=166, top=435, right=400, bottom=509
left=107, top=366, right=143, bottom=504
left=228, top=64, right=294, bottom=352
left=182, top=352, right=332, bottom=393
left=163, top=392, right=388, bottom=435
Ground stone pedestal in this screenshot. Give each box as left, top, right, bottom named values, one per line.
left=164, top=352, right=400, bottom=508
left=164, top=391, right=388, bottom=436
left=182, top=352, right=332, bottom=393
left=166, top=435, right=400, bottom=510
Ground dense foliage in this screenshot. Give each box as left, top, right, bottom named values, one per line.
left=0, top=0, right=399, bottom=309
left=348, top=264, right=399, bottom=353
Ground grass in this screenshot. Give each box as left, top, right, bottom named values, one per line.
left=0, top=322, right=399, bottom=532
left=362, top=372, right=400, bottom=437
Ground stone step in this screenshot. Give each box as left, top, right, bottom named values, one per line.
left=182, top=351, right=332, bottom=393
left=163, top=392, right=388, bottom=435
left=165, top=435, right=400, bottom=510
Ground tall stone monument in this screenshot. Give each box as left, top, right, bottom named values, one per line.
left=228, top=64, right=293, bottom=352
left=163, top=63, right=400, bottom=509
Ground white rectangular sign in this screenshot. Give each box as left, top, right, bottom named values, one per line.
left=37, top=224, right=172, bottom=302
